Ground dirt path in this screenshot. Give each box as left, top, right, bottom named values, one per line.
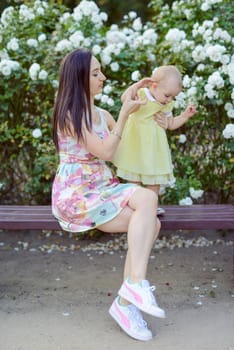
left=0, top=229, right=233, bottom=350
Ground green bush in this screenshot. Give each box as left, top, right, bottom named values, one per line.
left=0, top=0, right=233, bottom=205
left=149, top=0, right=234, bottom=204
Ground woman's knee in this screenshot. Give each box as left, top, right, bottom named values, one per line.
left=133, top=187, right=158, bottom=209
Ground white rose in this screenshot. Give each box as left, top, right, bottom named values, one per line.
left=36, top=7, right=45, bottom=16
left=107, top=98, right=114, bottom=106
left=131, top=70, right=140, bottom=82
left=206, top=44, right=226, bottom=62
left=208, top=72, right=224, bottom=89
left=183, top=75, right=191, bottom=88
left=52, top=80, right=59, bottom=88
left=69, top=31, right=84, bottom=47
left=103, top=85, right=112, bottom=94
left=187, top=86, right=197, bottom=96
left=60, top=12, right=71, bottom=23
left=224, top=103, right=233, bottom=111
left=201, top=3, right=210, bottom=11
left=132, top=18, right=142, bottom=31
left=178, top=134, right=187, bottom=143
left=192, top=45, right=206, bottom=62
left=196, top=64, right=205, bottom=71
left=129, top=11, right=137, bottom=19
left=38, top=70, right=48, bottom=80
left=100, top=12, right=108, bottom=22
left=110, top=62, right=119, bottom=72
left=1, top=65, right=11, bottom=76
left=38, top=33, right=46, bottom=42
left=1, top=6, right=14, bottom=26
left=222, top=124, right=234, bottom=139
left=7, top=38, right=19, bottom=51
left=101, top=54, right=111, bottom=66
left=32, top=128, right=42, bottom=138
left=27, top=39, right=38, bottom=48
left=29, top=63, right=40, bottom=80
left=55, top=39, right=73, bottom=52
left=92, top=45, right=101, bottom=55
left=101, top=95, right=109, bottom=103
left=227, top=109, right=234, bottom=118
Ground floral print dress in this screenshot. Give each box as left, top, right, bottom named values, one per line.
left=52, top=107, right=137, bottom=232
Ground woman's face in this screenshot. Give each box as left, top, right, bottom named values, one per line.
left=89, top=56, right=106, bottom=97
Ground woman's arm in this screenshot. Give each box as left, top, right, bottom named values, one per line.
left=81, top=91, right=147, bottom=161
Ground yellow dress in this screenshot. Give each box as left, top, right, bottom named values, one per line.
left=113, top=88, right=175, bottom=185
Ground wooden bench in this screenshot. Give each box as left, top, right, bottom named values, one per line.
left=0, top=204, right=233, bottom=231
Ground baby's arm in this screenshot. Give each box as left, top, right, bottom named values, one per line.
left=167, top=104, right=196, bottom=131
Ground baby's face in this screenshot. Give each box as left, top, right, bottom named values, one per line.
left=150, top=78, right=181, bottom=105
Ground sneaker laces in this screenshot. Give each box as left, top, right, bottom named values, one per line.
left=144, top=284, right=158, bottom=306
left=128, top=305, right=148, bottom=330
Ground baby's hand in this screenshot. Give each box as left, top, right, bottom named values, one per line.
left=185, top=104, right=196, bottom=118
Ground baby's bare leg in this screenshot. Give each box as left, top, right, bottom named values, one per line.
left=146, top=184, right=160, bottom=195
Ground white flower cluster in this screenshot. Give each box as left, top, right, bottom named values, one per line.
left=91, top=20, right=156, bottom=71
left=18, top=1, right=48, bottom=22
left=222, top=124, right=234, bottom=139
left=174, top=92, right=186, bottom=109
left=201, top=0, right=223, bottom=12
left=29, top=63, right=48, bottom=81
left=191, top=20, right=231, bottom=66
left=19, top=4, right=35, bottom=22
left=179, top=197, right=193, bottom=206
left=189, top=187, right=204, bottom=199
left=226, top=60, right=234, bottom=85
left=224, top=103, right=234, bottom=119
left=0, top=6, right=14, bottom=27
left=72, top=0, right=107, bottom=29
left=7, top=38, right=19, bottom=51
left=165, top=28, right=193, bottom=53
left=95, top=82, right=114, bottom=106
left=0, top=58, right=20, bottom=76
left=204, top=71, right=224, bottom=99
left=56, top=1, right=108, bottom=52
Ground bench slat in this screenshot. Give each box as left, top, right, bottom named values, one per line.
left=0, top=205, right=233, bottom=231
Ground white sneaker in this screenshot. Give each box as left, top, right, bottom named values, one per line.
left=157, top=207, right=165, bottom=216
left=109, top=297, right=152, bottom=341
left=118, top=279, right=166, bottom=318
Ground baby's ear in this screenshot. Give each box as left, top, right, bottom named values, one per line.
left=151, top=82, right=157, bottom=89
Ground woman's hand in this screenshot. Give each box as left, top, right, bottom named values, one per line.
left=154, top=112, right=168, bottom=130
left=121, top=77, right=154, bottom=102
left=129, top=77, right=155, bottom=100
left=120, top=90, right=147, bottom=117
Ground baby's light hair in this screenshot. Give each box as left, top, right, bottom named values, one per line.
left=152, top=65, right=182, bottom=88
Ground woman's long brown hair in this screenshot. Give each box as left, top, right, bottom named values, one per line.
left=52, top=48, right=93, bottom=151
